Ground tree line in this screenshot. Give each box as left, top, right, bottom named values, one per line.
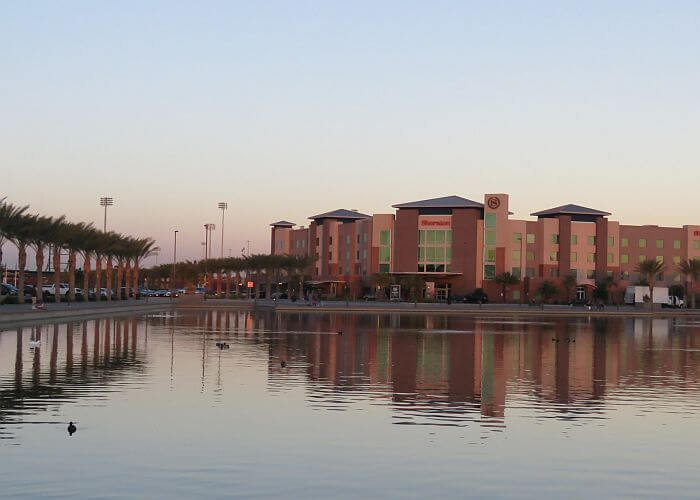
left=0, top=197, right=158, bottom=303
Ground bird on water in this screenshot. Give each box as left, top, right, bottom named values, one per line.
left=67, top=422, right=77, bottom=436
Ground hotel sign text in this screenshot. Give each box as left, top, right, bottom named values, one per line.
left=421, top=220, right=451, bottom=227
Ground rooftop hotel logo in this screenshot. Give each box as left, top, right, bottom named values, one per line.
left=487, top=197, right=501, bottom=209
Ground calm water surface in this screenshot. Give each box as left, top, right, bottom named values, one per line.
left=1, top=310, right=699, bottom=499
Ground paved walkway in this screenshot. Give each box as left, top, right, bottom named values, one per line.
left=0, top=298, right=173, bottom=326
left=176, top=298, right=700, bottom=317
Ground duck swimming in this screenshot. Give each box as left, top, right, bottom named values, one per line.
left=67, top=422, right=77, bottom=436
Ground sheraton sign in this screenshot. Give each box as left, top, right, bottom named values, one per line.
left=420, top=220, right=451, bottom=227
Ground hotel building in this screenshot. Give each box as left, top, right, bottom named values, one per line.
left=271, top=194, right=700, bottom=301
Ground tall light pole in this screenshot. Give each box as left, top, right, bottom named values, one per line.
left=205, top=223, right=215, bottom=259
left=99, top=197, right=113, bottom=232
left=218, top=202, right=227, bottom=259
left=172, top=230, right=178, bottom=287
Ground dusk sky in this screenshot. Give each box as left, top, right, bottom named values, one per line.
left=2, top=1, right=699, bottom=267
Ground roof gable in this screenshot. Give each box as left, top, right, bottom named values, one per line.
left=530, top=204, right=611, bottom=217
left=308, top=209, right=370, bottom=221
left=392, top=195, right=483, bottom=209
left=270, top=220, right=295, bottom=227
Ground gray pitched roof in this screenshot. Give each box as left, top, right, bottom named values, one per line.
left=392, top=195, right=484, bottom=209
left=308, top=209, right=370, bottom=221
left=270, top=220, right=295, bottom=227
left=530, top=204, right=611, bottom=217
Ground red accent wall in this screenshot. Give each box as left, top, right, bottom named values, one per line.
left=595, top=217, right=609, bottom=281
left=558, top=216, right=572, bottom=276
left=394, top=209, right=419, bottom=272
left=452, top=208, right=480, bottom=294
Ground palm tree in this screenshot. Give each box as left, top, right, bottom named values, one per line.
left=61, top=222, right=94, bottom=301
left=494, top=272, right=519, bottom=303
left=102, top=232, right=124, bottom=301
left=0, top=198, right=29, bottom=273
left=26, top=215, right=64, bottom=304
left=131, top=238, right=159, bottom=298
left=537, top=280, right=558, bottom=306
left=79, top=227, right=102, bottom=301
left=636, top=258, right=666, bottom=311
left=373, top=272, right=393, bottom=301
left=678, top=258, right=700, bottom=309
left=1, top=209, right=33, bottom=304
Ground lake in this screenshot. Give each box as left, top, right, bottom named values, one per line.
left=1, top=309, right=699, bottom=499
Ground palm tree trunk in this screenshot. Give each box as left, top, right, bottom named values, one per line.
left=225, top=271, right=230, bottom=298
left=106, top=258, right=113, bottom=301
left=82, top=254, right=91, bottom=301
left=116, top=259, right=124, bottom=300
left=133, top=261, right=140, bottom=299
left=216, top=271, right=222, bottom=296
left=35, top=245, right=45, bottom=304
left=17, top=244, right=27, bottom=304
left=299, top=274, right=305, bottom=301
left=266, top=275, right=272, bottom=300
left=95, top=256, right=102, bottom=301
left=124, top=260, right=132, bottom=300
left=68, top=250, right=76, bottom=301
left=235, top=272, right=240, bottom=298
left=53, top=246, right=61, bottom=303
left=649, top=281, right=655, bottom=313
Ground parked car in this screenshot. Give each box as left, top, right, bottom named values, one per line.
left=271, top=292, right=288, bottom=300
left=362, top=294, right=377, bottom=301
left=176, top=288, right=186, bottom=295
left=463, top=289, right=489, bottom=304
left=42, top=283, right=70, bottom=297
left=1, top=283, right=19, bottom=296
left=154, top=289, right=171, bottom=297
left=23, top=284, right=37, bottom=297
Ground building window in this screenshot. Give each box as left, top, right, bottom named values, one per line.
left=511, top=267, right=521, bottom=279
left=607, top=253, right=614, bottom=264
left=587, top=236, right=596, bottom=246
left=673, top=240, right=681, bottom=249
left=526, top=268, right=535, bottom=278
left=363, top=233, right=368, bottom=243
left=673, top=256, right=681, bottom=265
left=316, top=237, right=320, bottom=246
left=695, top=241, right=700, bottom=250
left=550, top=251, right=559, bottom=262
left=551, top=234, right=559, bottom=244
left=526, top=251, right=535, bottom=261
left=380, top=230, right=390, bottom=246
left=607, top=236, right=615, bottom=246
left=485, top=213, right=497, bottom=228
left=512, top=290, right=521, bottom=300
left=586, top=270, right=595, bottom=279
left=329, top=237, right=332, bottom=245
left=484, top=265, right=496, bottom=280
left=379, top=264, right=390, bottom=273
left=339, top=266, right=343, bottom=275
left=418, top=229, right=451, bottom=272
left=486, top=247, right=496, bottom=262
left=328, top=252, right=332, bottom=260
left=639, top=238, right=647, bottom=248
left=571, top=235, right=578, bottom=245
left=673, top=272, right=681, bottom=282
left=621, top=238, right=628, bottom=247
left=571, top=252, right=577, bottom=262
left=587, top=253, right=595, bottom=263
left=362, top=249, right=367, bottom=259
left=512, top=250, right=521, bottom=261
left=346, top=235, right=351, bottom=245
left=356, top=250, right=360, bottom=260
left=656, top=255, right=663, bottom=263
left=485, top=230, right=497, bottom=245
left=656, top=240, right=664, bottom=249
left=526, top=233, right=535, bottom=244
left=621, top=254, right=629, bottom=264
left=379, top=247, right=391, bottom=263
left=639, top=255, right=646, bottom=263
left=357, top=234, right=360, bottom=243
left=513, top=232, right=522, bottom=243
left=379, top=230, right=391, bottom=265
left=345, top=251, right=350, bottom=260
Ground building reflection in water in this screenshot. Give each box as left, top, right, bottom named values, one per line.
left=1, top=310, right=699, bottom=442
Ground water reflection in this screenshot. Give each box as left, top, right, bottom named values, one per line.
left=1, top=311, right=700, bottom=443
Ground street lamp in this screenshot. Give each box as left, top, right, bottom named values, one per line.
left=218, top=202, right=227, bottom=259
left=99, top=197, right=113, bottom=232
left=172, top=230, right=178, bottom=287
